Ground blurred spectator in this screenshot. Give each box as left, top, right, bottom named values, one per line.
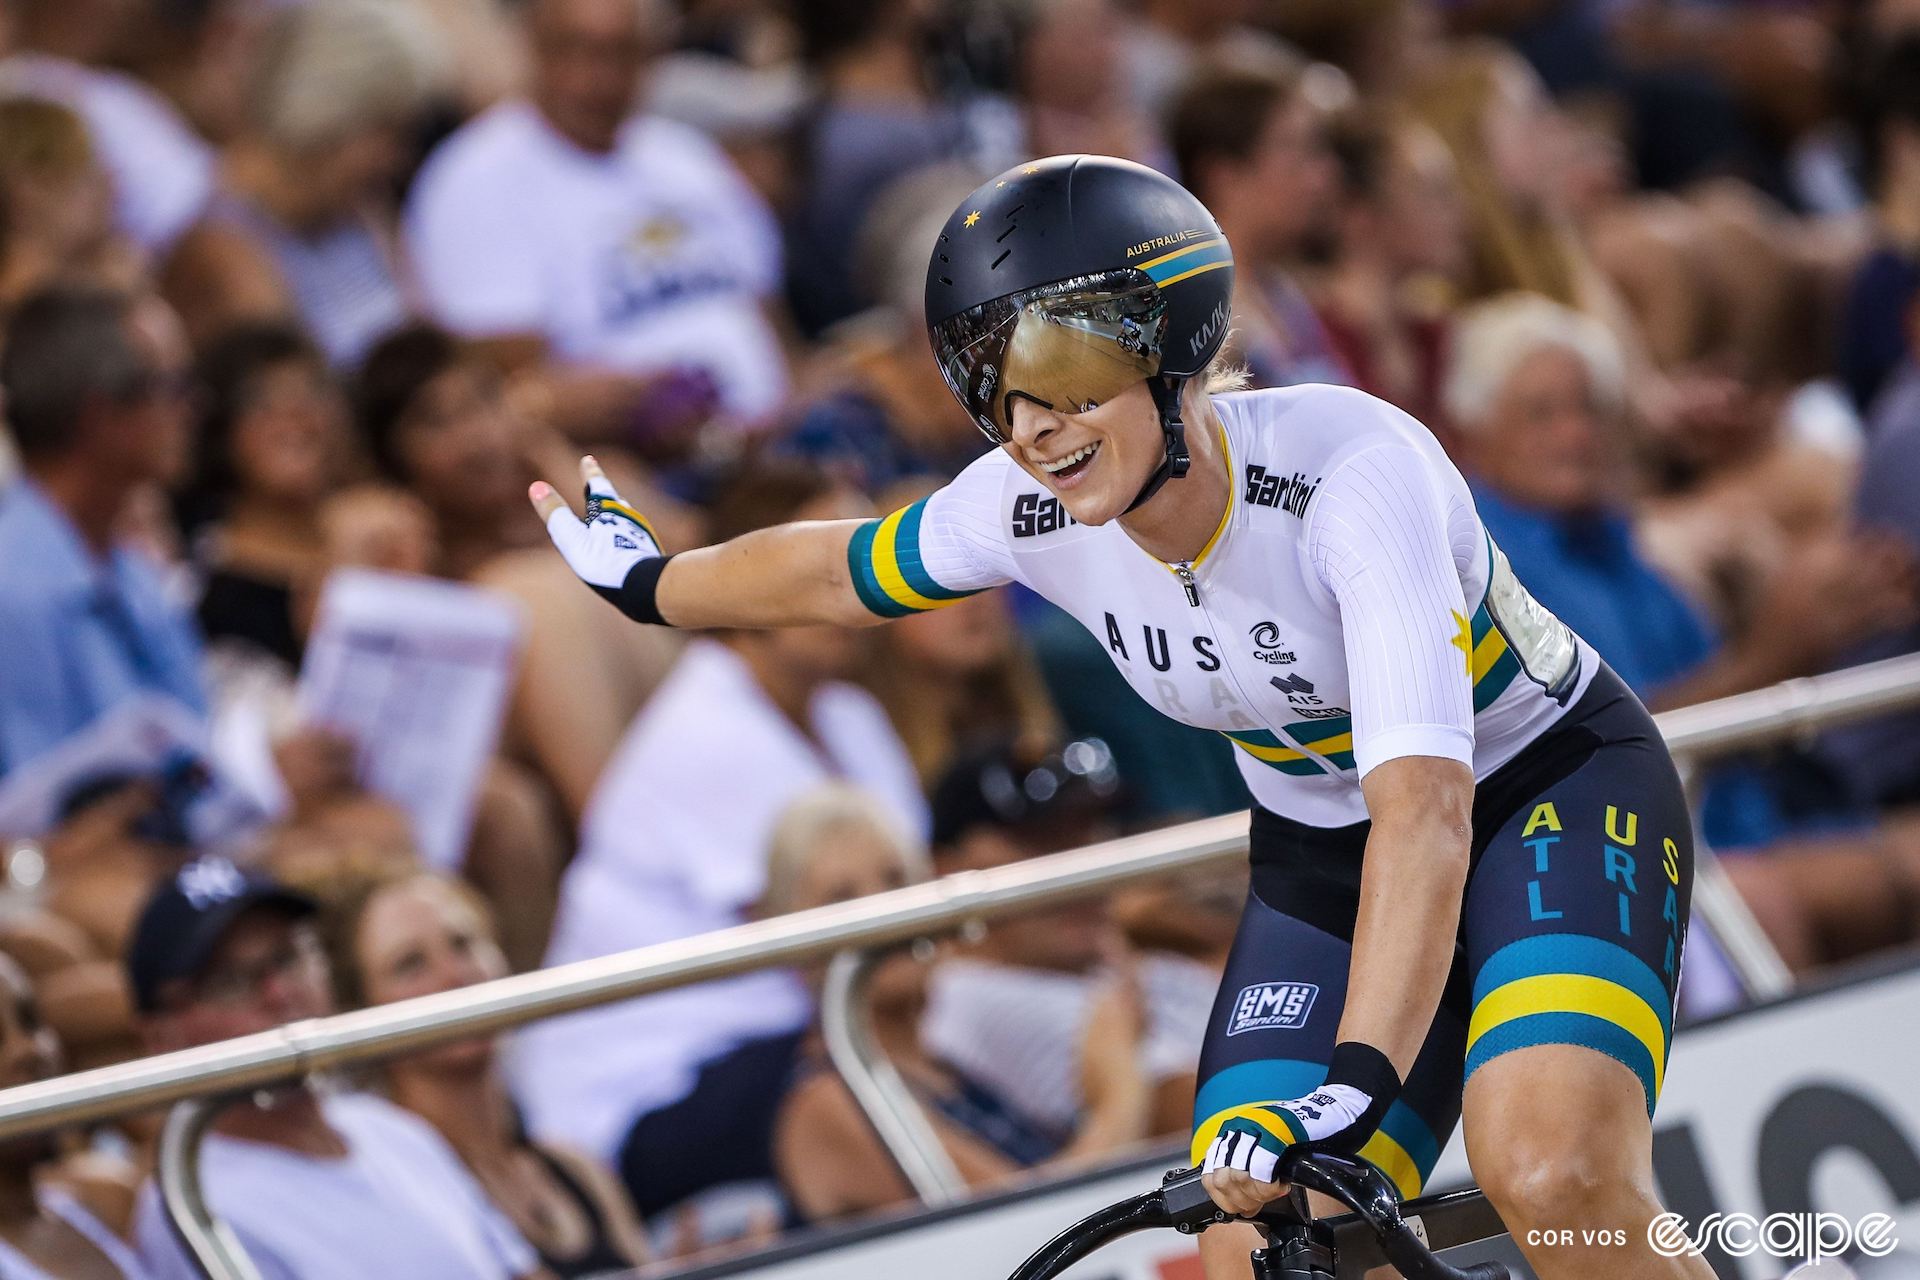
left=353, top=323, right=685, bottom=827
left=400, top=0, right=528, bottom=115
left=1405, top=42, right=1618, bottom=318
left=0, top=952, right=145, bottom=1279
left=0, top=0, right=214, bottom=254
left=919, top=740, right=1174, bottom=1142
left=1264, top=0, right=1448, bottom=99
left=515, top=462, right=924, bottom=1186
left=160, top=0, right=444, bottom=364
left=1838, top=35, right=1920, bottom=417
left=777, top=167, right=986, bottom=492
left=0, top=287, right=205, bottom=778
left=1449, top=293, right=1913, bottom=714
left=1168, top=56, right=1352, bottom=389
left=1011, top=0, right=1160, bottom=166
left=0, top=905, right=138, bottom=1077
left=623, top=785, right=922, bottom=1229
left=405, top=0, right=787, bottom=439
left=769, top=786, right=1151, bottom=1222
left=1446, top=293, right=1915, bottom=845
left=183, top=322, right=350, bottom=669
left=125, top=857, right=549, bottom=1280
left=328, top=870, right=651, bottom=1276
left=1316, top=109, right=1468, bottom=432
left=863, top=522, right=1060, bottom=785
left=783, top=0, right=976, bottom=337
left=1118, top=0, right=1290, bottom=121
left=1107, top=863, right=1245, bottom=1136
left=0, top=97, right=137, bottom=311
left=1822, top=296, right=1920, bottom=808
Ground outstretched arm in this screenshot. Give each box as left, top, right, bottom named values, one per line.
left=529, top=457, right=883, bottom=630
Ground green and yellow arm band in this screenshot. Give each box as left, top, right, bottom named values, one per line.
left=847, top=499, right=986, bottom=618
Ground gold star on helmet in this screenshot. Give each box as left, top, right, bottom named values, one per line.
left=963, top=210, right=982, bottom=228
left=1023, top=165, right=1039, bottom=174
left=995, top=180, right=1007, bottom=188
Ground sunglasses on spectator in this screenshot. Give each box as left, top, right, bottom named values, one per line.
left=183, top=928, right=327, bottom=1009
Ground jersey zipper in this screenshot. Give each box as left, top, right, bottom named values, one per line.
left=1173, top=562, right=1199, bottom=606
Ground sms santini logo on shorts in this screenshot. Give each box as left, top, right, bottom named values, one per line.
left=1227, top=981, right=1319, bottom=1035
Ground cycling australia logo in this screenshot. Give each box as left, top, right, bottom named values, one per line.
left=1227, top=981, right=1318, bottom=1035
left=1247, top=622, right=1295, bottom=665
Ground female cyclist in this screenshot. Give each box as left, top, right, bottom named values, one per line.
left=529, top=155, right=1710, bottom=1280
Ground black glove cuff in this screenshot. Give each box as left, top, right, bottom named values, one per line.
left=1316, top=1040, right=1404, bottom=1153
left=597, top=552, right=676, bottom=626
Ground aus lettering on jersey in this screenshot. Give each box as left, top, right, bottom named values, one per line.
left=1011, top=492, right=1077, bottom=538
left=1244, top=464, right=1320, bottom=517
left=1228, top=980, right=1319, bottom=1035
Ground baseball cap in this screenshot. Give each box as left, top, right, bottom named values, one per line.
left=125, top=856, right=318, bottom=1014
left=930, top=737, right=1122, bottom=850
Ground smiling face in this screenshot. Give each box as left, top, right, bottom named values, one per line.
left=354, top=875, right=507, bottom=1074
left=1461, top=345, right=1617, bottom=512
left=1003, top=379, right=1166, bottom=526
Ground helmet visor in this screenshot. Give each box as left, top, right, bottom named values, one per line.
left=930, top=272, right=1168, bottom=444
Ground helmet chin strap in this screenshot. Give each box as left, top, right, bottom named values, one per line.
left=1123, top=375, right=1192, bottom=515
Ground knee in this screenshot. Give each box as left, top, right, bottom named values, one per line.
left=1472, top=1136, right=1632, bottom=1228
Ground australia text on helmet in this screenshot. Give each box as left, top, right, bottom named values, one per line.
left=1647, top=1211, right=1899, bottom=1260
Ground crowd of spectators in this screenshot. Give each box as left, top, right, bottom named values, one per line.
left=1, top=0, right=1919, bottom=1273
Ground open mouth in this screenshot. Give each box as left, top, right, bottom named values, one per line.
left=1039, top=441, right=1100, bottom=483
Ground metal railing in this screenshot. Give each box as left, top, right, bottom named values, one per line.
left=0, top=651, right=1914, bottom=1279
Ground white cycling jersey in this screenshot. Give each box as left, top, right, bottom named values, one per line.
left=848, top=384, right=1599, bottom=828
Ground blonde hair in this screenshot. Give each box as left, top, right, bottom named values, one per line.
left=1443, top=292, right=1626, bottom=429
left=1403, top=42, right=1582, bottom=307
left=253, top=0, right=448, bottom=151
left=761, top=785, right=929, bottom=919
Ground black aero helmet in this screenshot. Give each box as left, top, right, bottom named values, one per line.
left=926, top=155, right=1235, bottom=509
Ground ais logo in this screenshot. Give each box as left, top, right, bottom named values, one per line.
left=1011, top=492, right=1077, bottom=538
left=1227, top=981, right=1318, bottom=1035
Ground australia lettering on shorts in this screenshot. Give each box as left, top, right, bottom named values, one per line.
left=1227, top=980, right=1319, bottom=1035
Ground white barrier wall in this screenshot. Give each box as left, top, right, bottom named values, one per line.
left=662, top=952, right=1920, bottom=1280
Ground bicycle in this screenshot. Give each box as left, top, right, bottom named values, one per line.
left=1008, top=1150, right=1520, bottom=1280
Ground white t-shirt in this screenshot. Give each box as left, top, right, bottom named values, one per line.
left=0, top=54, right=213, bottom=251
left=0, top=1190, right=147, bottom=1279
left=404, top=101, right=788, bottom=422
left=853, top=385, right=1595, bottom=829
left=133, top=1094, right=536, bottom=1280
left=920, top=955, right=1213, bottom=1133
left=513, top=640, right=927, bottom=1164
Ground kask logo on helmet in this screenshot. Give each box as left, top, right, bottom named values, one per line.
left=1190, top=298, right=1229, bottom=359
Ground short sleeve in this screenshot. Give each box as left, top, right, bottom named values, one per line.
left=1307, top=443, right=1476, bottom=777
left=404, top=143, right=549, bottom=337
left=846, top=455, right=1016, bottom=617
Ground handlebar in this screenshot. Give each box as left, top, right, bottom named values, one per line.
left=1006, top=1152, right=1512, bottom=1280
